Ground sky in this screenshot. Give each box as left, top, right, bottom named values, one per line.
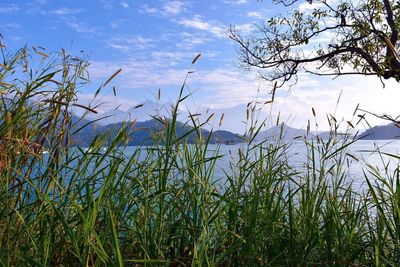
left=1, top=0, right=399, bottom=133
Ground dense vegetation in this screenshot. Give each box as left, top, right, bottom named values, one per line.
left=1, top=48, right=400, bottom=267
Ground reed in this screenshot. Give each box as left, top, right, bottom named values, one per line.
left=0, top=47, right=399, bottom=266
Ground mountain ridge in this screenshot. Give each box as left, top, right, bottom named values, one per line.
left=357, top=123, right=400, bottom=140
left=71, top=116, right=244, bottom=146
left=72, top=112, right=399, bottom=146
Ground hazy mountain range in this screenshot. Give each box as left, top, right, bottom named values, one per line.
left=357, top=123, right=400, bottom=140
left=71, top=118, right=400, bottom=147
left=86, top=100, right=265, bottom=134
left=71, top=116, right=244, bottom=147
left=72, top=101, right=400, bottom=146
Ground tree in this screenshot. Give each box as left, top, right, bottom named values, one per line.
left=229, top=0, right=400, bottom=87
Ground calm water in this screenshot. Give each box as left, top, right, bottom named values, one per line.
left=120, top=139, right=400, bottom=188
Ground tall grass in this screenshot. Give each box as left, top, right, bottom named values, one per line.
left=1, top=47, right=400, bottom=266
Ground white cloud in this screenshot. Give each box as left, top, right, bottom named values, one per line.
left=120, top=1, right=129, bottom=9
left=77, top=93, right=139, bottom=112
left=247, top=11, right=262, bottom=19
left=95, top=63, right=186, bottom=89
left=141, top=6, right=158, bottom=14
left=9, top=35, right=22, bottom=41
left=66, top=19, right=98, bottom=34
left=110, top=21, right=119, bottom=29
left=100, top=0, right=113, bottom=10
left=0, top=4, right=19, bottom=13
left=298, top=0, right=338, bottom=12
left=223, top=0, right=248, bottom=5
left=87, top=57, right=261, bottom=117
left=192, top=69, right=262, bottom=106
left=87, top=61, right=263, bottom=132
left=108, top=44, right=130, bottom=51
left=178, top=15, right=227, bottom=38
left=106, top=35, right=154, bottom=51
left=177, top=32, right=210, bottom=49
left=52, top=8, right=83, bottom=15
left=150, top=51, right=193, bottom=65
left=88, top=54, right=193, bottom=89
left=140, top=1, right=187, bottom=16
left=4, top=23, right=20, bottom=29
left=263, top=74, right=400, bottom=131
left=235, top=23, right=255, bottom=34
left=182, top=32, right=207, bottom=44
left=307, top=30, right=336, bottom=45
left=87, top=54, right=400, bottom=131
left=163, top=1, right=186, bottom=15
left=109, top=18, right=127, bottom=29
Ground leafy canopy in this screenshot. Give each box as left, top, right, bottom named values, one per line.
left=230, top=0, right=400, bottom=87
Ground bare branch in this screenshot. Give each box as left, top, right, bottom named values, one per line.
left=230, top=0, right=400, bottom=86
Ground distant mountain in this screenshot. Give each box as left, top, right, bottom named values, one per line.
left=189, top=104, right=272, bottom=134
left=210, top=130, right=244, bottom=144
left=70, top=118, right=244, bottom=147
left=255, top=124, right=354, bottom=141
left=193, top=104, right=250, bottom=134
left=315, top=131, right=353, bottom=140
left=358, top=123, right=400, bottom=140
left=86, top=102, right=271, bottom=134
left=75, top=116, right=400, bottom=147
left=70, top=115, right=104, bottom=146
left=253, top=124, right=313, bottom=141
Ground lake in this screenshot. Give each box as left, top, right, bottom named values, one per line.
left=119, top=139, right=400, bottom=189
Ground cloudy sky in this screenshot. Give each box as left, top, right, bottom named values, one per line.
left=1, top=0, right=399, bottom=133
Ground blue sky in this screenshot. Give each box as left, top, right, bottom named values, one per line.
left=1, top=0, right=399, bottom=132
